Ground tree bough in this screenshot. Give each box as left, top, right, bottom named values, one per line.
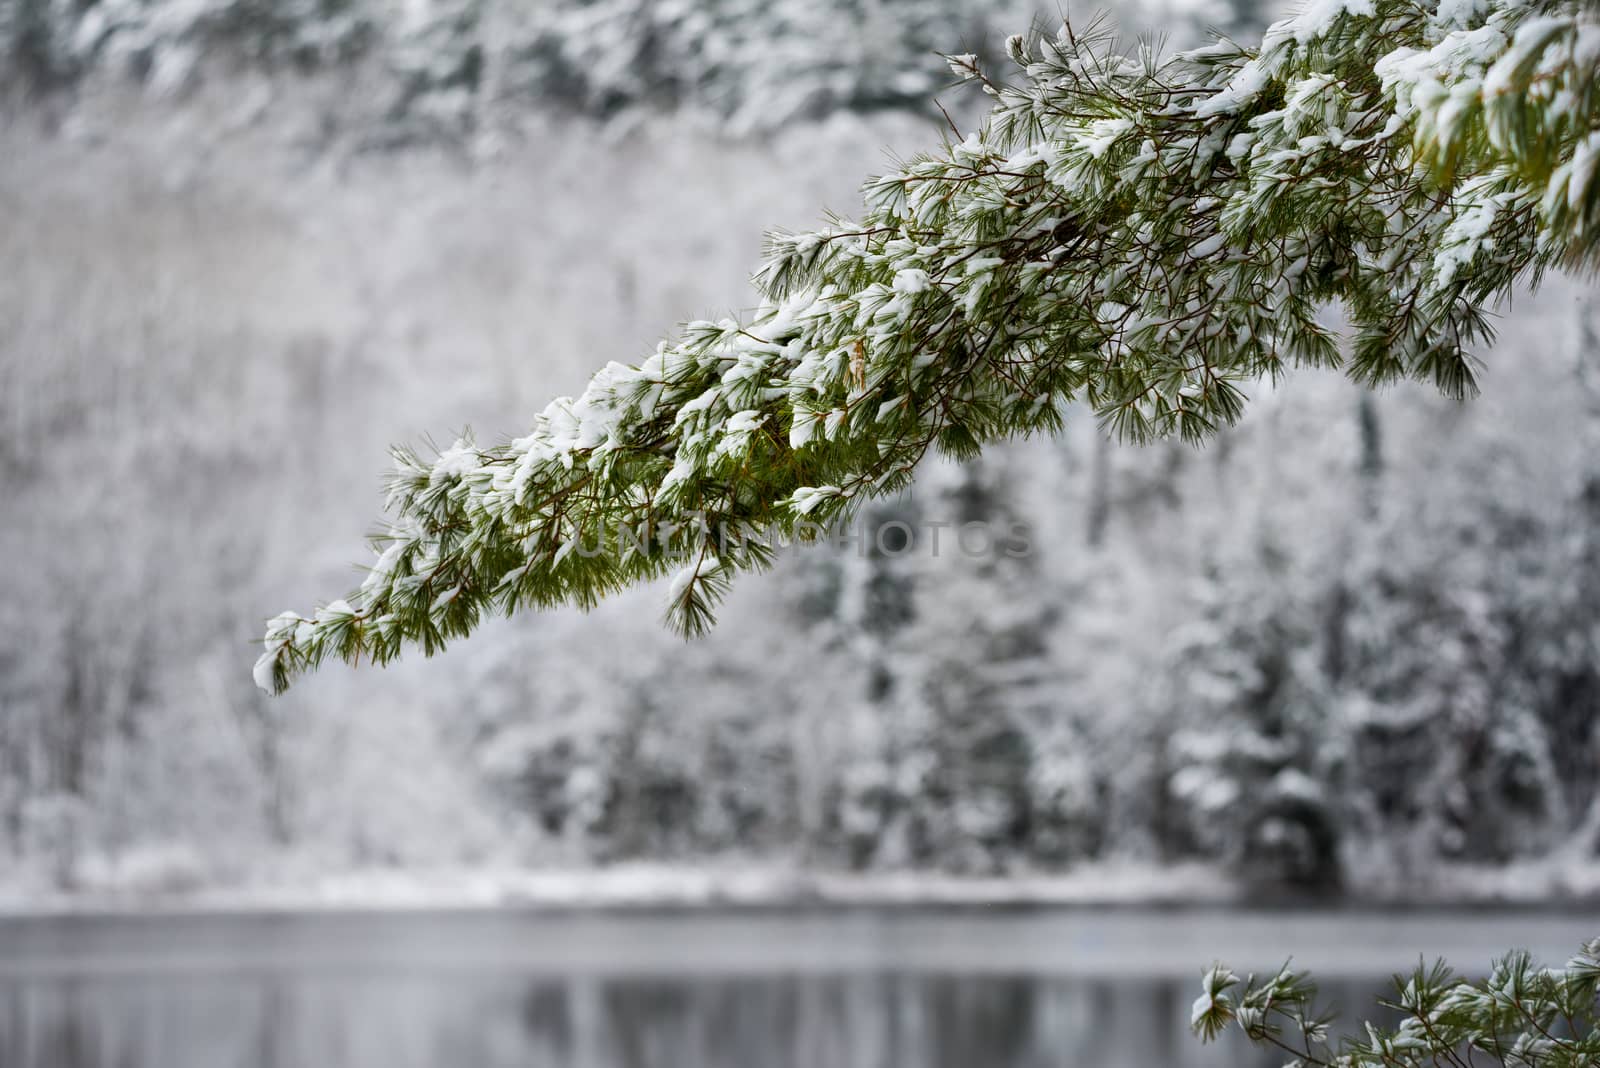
left=256, top=0, right=1600, bottom=694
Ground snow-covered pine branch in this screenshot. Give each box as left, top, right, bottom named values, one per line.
left=256, top=0, right=1600, bottom=694
left=1193, top=937, right=1600, bottom=1067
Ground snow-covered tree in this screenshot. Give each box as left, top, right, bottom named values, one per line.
left=1163, top=545, right=1344, bottom=891
left=257, top=0, right=1600, bottom=693
left=0, top=0, right=371, bottom=92
left=0, top=0, right=1039, bottom=137
left=506, top=0, right=1038, bottom=132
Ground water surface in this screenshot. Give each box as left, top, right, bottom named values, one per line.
left=0, top=907, right=1591, bottom=1068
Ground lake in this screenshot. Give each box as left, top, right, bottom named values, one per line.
left=0, top=907, right=1593, bottom=1067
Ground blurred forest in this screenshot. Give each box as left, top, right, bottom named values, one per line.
left=0, top=0, right=1597, bottom=902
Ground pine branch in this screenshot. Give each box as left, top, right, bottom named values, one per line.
left=256, top=0, right=1600, bottom=694
left=1194, top=940, right=1600, bottom=1068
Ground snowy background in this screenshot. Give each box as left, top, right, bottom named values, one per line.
left=2, top=0, right=1598, bottom=909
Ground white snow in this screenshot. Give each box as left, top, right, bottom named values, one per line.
left=667, top=555, right=719, bottom=603
left=1194, top=60, right=1268, bottom=118
left=891, top=268, right=931, bottom=295
left=0, top=860, right=1245, bottom=916
left=314, top=599, right=355, bottom=624
left=1079, top=117, right=1135, bottom=159
left=789, top=408, right=821, bottom=448
left=430, top=438, right=479, bottom=483
left=1270, top=768, right=1325, bottom=804
left=1189, top=232, right=1227, bottom=259
left=1433, top=0, right=1488, bottom=29
left=723, top=409, right=767, bottom=433
left=1560, top=133, right=1600, bottom=213
left=251, top=650, right=279, bottom=695
left=788, top=485, right=840, bottom=515
left=1483, top=16, right=1571, bottom=96
left=361, top=540, right=407, bottom=595
left=1290, top=0, right=1376, bottom=44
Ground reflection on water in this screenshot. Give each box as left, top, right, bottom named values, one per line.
left=4, top=907, right=1588, bottom=1068
left=2, top=968, right=1386, bottom=1068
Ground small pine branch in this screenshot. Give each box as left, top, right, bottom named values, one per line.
left=1193, top=938, right=1600, bottom=1068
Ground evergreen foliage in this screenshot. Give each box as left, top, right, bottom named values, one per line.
left=257, top=0, right=1600, bottom=694
left=1193, top=938, right=1600, bottom=1068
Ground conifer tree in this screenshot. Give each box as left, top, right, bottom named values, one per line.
left=257, top=0, right=1600, bottom=693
